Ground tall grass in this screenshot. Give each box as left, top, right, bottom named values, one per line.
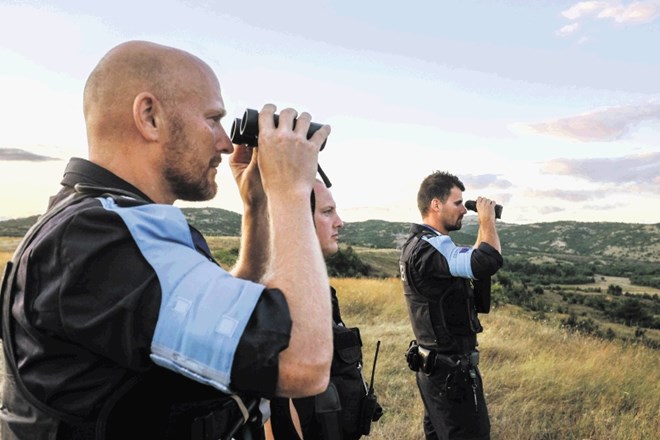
left=332, top=277, right=660, bottom=440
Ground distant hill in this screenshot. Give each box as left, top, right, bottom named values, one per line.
left=179, top=207, right=242, bottom=236
left=341, top=217, right=660, bottom=263
left=1, top=208, right=658, bottom=263
left=0, top=208, right=243, bottom=238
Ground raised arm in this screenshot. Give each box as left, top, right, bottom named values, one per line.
left=474, top=196, right=502, bottom=254
left=257, top=104, right=333, bottom=397
left=229, top=143, right=270, bottom=281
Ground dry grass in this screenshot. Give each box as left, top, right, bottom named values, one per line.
left=333, top=277, right=660, bottom=440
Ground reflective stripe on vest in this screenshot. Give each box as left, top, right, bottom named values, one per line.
left=98, top=197, right=264, bottom=394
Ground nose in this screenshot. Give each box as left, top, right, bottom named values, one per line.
left=217, top=126, right=234, bottom=154
left=335, top=215, right=344, bottom=229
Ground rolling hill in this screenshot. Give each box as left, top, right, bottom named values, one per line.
left=1, top=208, right=658, bottom=263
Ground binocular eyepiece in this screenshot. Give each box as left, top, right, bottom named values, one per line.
left=229, top=107, right=332, bottom=187
left=465, top=200, right=503, bottom=219
left=230, top=108, right=327, bottom=150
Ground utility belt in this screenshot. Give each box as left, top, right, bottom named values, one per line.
left=405, top=340, right=482, bottom=412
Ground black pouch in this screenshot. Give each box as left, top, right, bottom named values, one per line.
left=405, top=340, right=420, bottom=372
left=443, top=368, right=469, bottom=402
left=329, top=326, right=365, bottom=438
left=473, top=277, right=491, bottom=313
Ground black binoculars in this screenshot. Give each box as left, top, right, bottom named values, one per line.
left=465, top=200, right=503, bottom=219
left=229, top=108, right=331, bottom=187
left=230, top=108, right=327, bottom=149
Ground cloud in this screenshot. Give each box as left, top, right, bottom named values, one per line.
left=562, top=0, right=660, bottom=24
left=541, top=152, right=660, bottom=190
left=526, top=102, right=660, bottom=142
left=0, top=148, right=59, bottom=162
left=460, top=174, right=513, bottom=190
left=562, top=1, right=613, bottom=20
left=558, top=1, right=660, bottom=37
left=526, top=188, right=604, bottom=202
left=557, top=22, right=581, bottom=36
left=597, top=0, right=660, bottom=23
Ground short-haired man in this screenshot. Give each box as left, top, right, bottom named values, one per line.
left=400, top=171, right=503, bottom=440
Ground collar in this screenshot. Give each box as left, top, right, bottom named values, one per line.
left=61, top=157, right=153, bottom=203
left=409, top=223, right=442, bottom=236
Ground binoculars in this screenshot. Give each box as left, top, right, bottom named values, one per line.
left=230, top=108, right=331, bottom=187
left=230, top=108, right=327, bottom=150
left=465, top=200, right=503, bottom=219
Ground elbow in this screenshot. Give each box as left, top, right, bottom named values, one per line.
left=276, top=350, right=332, bottom=398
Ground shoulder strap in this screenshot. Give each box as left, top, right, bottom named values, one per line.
left=314, top=382, right=343, bottom=440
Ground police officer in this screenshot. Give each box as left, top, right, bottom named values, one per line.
left=268, top=180, right=382, bottom=440
left=0, top=41, right=333, bottom=439
left=400, top=171, right=503, bottom=440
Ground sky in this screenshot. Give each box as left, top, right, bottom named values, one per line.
left=1, top=0, right=659, bottom=225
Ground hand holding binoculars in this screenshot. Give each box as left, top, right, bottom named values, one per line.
left=230, top=108, right=332, bottom=187
left=465, top=200, right=503, bottom=219
left=230, top=108, right=327, bottom=149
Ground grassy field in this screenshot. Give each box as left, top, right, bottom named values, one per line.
left=1, top=239, right=659, bottom=439
left=333, top=277, right=660, bottom=440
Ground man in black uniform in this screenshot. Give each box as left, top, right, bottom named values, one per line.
left=0, top=41, right=333, bottom=439
left=268, top=180, right=382, bottom=440
left=400, top=171, right=502, bottom=440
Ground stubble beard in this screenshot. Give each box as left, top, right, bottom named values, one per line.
left=444, top=218, right=462, bottom=232
left=163, top=117, right=217, bottom=202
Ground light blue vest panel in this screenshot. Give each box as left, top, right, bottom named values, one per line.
left=98, top=197, right=264, bottom=394
left=422, top=233, right=475, bottom=280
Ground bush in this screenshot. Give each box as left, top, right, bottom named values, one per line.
left=326, top=246, right=372, bottom=278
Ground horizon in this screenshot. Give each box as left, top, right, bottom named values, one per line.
left=1, top=1, right=659, bottom=225
left=3, top=205, right=658, bottom=227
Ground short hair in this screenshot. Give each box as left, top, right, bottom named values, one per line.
left=417, top=171, right=465, bottom=216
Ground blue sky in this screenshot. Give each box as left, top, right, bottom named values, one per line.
left=1, top=0, right=659, bottom=224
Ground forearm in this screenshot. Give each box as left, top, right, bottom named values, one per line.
left=231, top=202, right=270, bottom=281
left=265, top=191, right=332, bottom=397
left=474, top=227, right=483, bottom=249
left=478, top=220, right=502, bottom=254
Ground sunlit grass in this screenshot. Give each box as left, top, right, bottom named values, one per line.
left=333, top=277, right=660, bottom=440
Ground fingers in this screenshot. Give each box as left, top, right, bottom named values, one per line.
left=230, top=143, right=253, bottom=165
left=278, top=107, right=299, bottom=133
left=258, top=103, right=278, bottom=131
left=257, top=104, right=330, bottom=148
left=476, top=197, right=497, bottom=219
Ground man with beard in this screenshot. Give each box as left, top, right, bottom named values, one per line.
left=267, top=180, right=382, bottom=440
left=0, top=41, right=332, bottom=439
left=399, top=171, right=503, bottom=440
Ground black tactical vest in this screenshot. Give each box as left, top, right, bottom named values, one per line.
left=399, top=229, right=487, bottom=353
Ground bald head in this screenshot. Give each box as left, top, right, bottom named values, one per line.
left=83, top=40, right=217, bottom=153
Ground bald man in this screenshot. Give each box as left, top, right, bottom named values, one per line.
left=0, top=41, right=332, bottom=440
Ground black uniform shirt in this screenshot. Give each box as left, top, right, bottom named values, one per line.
left=8, top=157, right=292, bottom=419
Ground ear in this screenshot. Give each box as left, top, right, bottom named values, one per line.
left=133, top=92, right=160, bottom=142
left=431, top=198, right=442, bottom=212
